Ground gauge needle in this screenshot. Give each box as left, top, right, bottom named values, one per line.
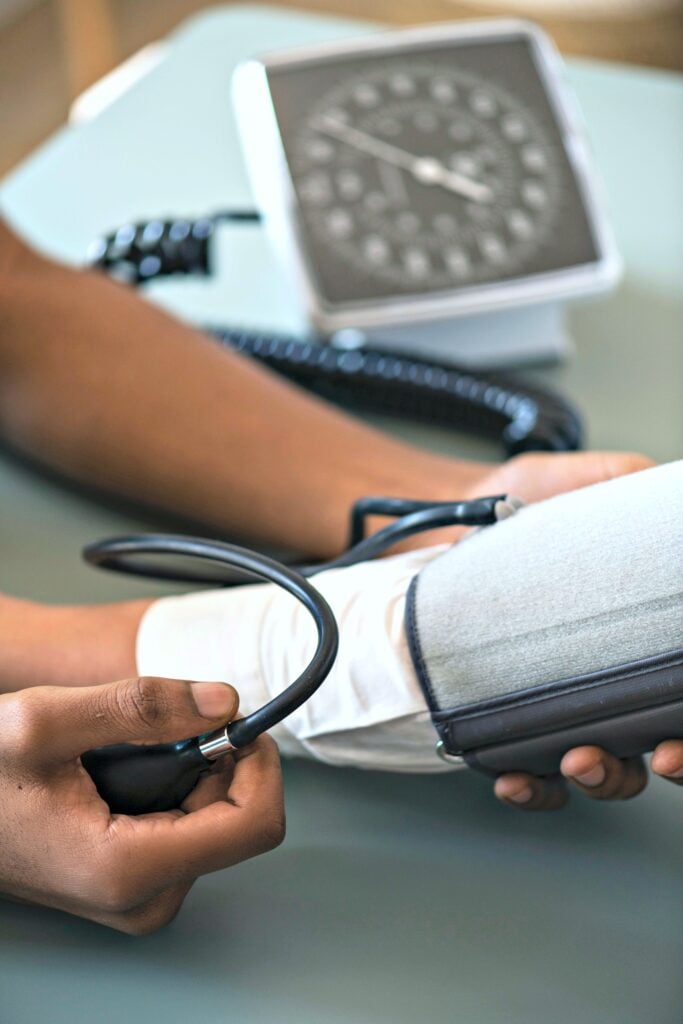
left=318, top=115, right=493, bottom=204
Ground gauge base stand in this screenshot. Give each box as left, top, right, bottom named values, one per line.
left=343, top=302, right=569, bottom=369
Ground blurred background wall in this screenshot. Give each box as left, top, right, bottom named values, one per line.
left=1, top=0, right=682, bottom=177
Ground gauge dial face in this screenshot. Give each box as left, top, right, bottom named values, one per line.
left=293, top=65, right=560, bottom=292
left=267, top=35, right=600, bottom=307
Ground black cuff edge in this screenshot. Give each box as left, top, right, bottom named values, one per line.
left=405, top=573, right=442, bottom=722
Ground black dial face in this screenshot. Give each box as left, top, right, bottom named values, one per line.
left=267, top=36, right=600, bottom=307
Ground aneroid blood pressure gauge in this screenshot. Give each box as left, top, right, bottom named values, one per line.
left=232, top=20, right=620, bottom=365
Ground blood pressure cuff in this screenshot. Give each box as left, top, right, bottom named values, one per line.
left=406, top=460, right=683, bottom=776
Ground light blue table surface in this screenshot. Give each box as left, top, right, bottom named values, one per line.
left=1, top=6, right=682, bottom=1023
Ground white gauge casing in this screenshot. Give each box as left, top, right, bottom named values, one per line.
left=231, top=19, right=621, bottom=339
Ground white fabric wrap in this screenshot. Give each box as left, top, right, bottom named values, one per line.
left=137, top=546, right=448, bottom=771
left=411, top=460, right=683, bottom=713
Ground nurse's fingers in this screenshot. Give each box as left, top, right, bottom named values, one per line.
left=494, top=772, right=569, bottom=811
left=108, top=733, right=285, bottom=885
left=651, top=740, right=683, bottom=786
left=498, top=450, right=654, bottom=505
left=560, top=746, right=648, bottom=800
left=93, top=736, right=283, bottom=915
left=180, top=762, right=235, bottom=812
left=97, top=880, right=194, bottom=936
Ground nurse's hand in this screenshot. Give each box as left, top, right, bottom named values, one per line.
left=0, top=676, right=284, bottom=932
left=494, top=741, right=683, bottom=810
left=394, top=449, right=655, bottom=556
left=465, top=449, right=654, bottom=507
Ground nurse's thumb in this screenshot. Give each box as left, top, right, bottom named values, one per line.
left=506, top=450, right=654, bottom=503
left=17, top=677, right=240, bottom=765
left=97, top=676, right=240, bottom=748
left=563, top=450, right=655, bottom=489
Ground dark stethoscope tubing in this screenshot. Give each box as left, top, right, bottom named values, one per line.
left=85, top=496, right=507, bottom=587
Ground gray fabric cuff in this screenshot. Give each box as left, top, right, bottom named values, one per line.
left=405, top=461, right=683, bottom=770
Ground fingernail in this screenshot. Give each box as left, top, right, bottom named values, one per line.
left=190, top=682, right=236, bottom=719
left=574, top=764, right=606, bottom=788
left=662, top=766, right=683, bottom=778
left=506, top=786, right=533, bottom=805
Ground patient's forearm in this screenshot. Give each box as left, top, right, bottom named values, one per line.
left=0, top=223, right=463, bottom=558
left=0, top=594, right=145, bottom=693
